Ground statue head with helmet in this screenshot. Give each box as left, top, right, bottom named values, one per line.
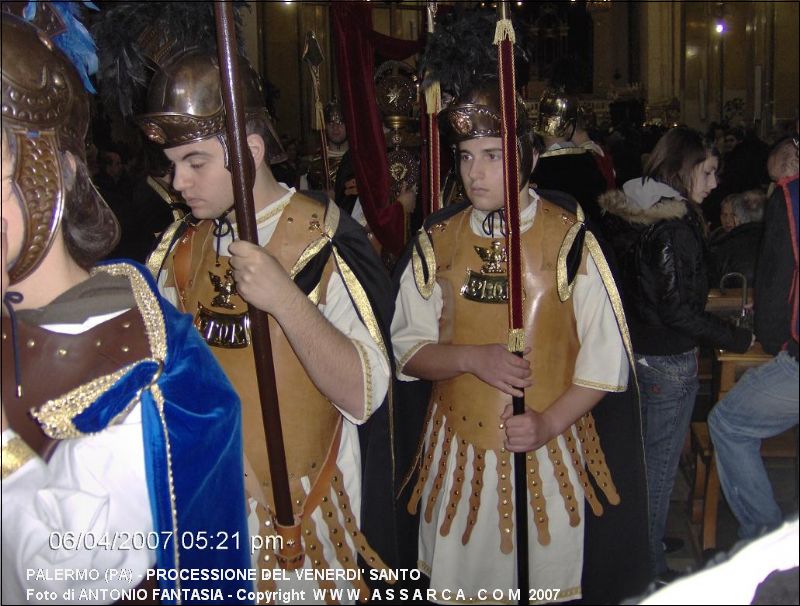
left=1, top=3, right=119, bottom=286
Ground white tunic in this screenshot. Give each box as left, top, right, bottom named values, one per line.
left=158, top=187, right=390, bottom=602
left=1, top=312, right=154, bottom=605
left=391, top=192, right=628, bottom=604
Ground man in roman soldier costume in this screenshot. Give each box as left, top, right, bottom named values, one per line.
left=303, top=99, right=350, bottom=195
left=1, top=3, right=250, bottom=602
left=531, top=90, right=609, bottom=227
left=95, top=4, right=399, bottom=600
left=392, top=10, right=649, bottom=601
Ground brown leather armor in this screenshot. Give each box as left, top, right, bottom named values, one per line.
left=165, top=194, right=338, bottom=504
left=1, top=309, right=150, bottom=460
left=408, top=200, right=620, bottom=549
left=162, top=192, right=390, bottom=587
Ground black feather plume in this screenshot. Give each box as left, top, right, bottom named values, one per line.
left=92, top=1, right=249, bottom=118
left=419, top=6, right=528, bottom=98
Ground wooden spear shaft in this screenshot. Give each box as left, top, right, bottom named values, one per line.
left=213, top=2, right=294, bottom=529
left=496, top=2, right=529, bottom=603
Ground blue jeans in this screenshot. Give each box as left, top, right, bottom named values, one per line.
left=708, top=351, right=799, bottom=540
left=636, top=350, right=699, bottom=577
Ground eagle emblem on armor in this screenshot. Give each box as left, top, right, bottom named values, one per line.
left=209, top=269, right=238, bottom=309
left=474, top=240, right=508, bottom=274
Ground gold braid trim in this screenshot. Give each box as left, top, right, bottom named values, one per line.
left=352, top=340, right=374, bottom=421
left=151, top=382, right=182, bottom=591
left=32, top=264, right=169, bottom=439
left=496, top=449, right=514, bottom=554
left=2, top=435, right=37, bottom=479
left=556, top=222, right=584, bottom=302
left=424, top=80, right=442, bottom=115
left=493, top=18, right=516, bottom=44
left=331, top=248, right=388, bottom=362
left=412, top=229, right=437, bottom=300
left=289, top=235, right=329, bottom=280
left=526, top=451, right=551, bottom=545
left=32, top=363, right=139, bottom=439
left=100, top=263, right=168, bottom=360
left=146, top=218, right=185, bottom=278
left=584, top=231, right=638, bottom=388
left=462, top=447, right=485, bottom=545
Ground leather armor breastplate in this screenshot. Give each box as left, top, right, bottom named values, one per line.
left=430, top=201, right=581, bottom=450
left=1, top=308, right=150, bottom=460
left=165, top=194, right=339, bottom=506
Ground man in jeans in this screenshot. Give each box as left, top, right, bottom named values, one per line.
left=709, top=137, right=799, bottom=539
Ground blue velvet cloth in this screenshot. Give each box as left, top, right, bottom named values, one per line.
left=83, top=261, right=252, bottom=604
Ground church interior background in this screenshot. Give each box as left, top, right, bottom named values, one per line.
left=235, top=0, right=798, bottom=152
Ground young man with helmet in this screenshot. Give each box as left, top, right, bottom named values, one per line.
left=134, top=38, right=397, bottom=601
left=392, top=75, right=648, bottom=603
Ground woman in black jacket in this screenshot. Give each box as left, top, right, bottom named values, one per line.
left=599, top=127, right=753, bottom=580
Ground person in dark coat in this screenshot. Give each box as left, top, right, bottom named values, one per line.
left=708, top=190, right=766, bottom=288
left=599, top=127, right=753, bottom=582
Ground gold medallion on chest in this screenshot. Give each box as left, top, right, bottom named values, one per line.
left=460, top=240, right=509, bottom=304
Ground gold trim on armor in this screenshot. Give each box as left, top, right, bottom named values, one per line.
left=2, top=435, right=37, bottom=479
left=412, top=230, right=437, bottom=300
left=289, top=236, right=329, bottom=280
left=147, top=219, right=185, bottom=278
left=31, top=264, right=167, bottom=436
left=32, top=363, right=138, bottom=439
left=557, top=222, right=584, bottom=302
left=584, top=232, right=638, bottom=383
left=331, top=249, right=389, bottom=362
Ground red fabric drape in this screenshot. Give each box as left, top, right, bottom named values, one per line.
left=331, top=2, right=423, bottom=255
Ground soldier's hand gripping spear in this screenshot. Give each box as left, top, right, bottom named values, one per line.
left=214, top=2, right=302, bottom=570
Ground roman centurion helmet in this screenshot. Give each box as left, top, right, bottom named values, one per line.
left=536, top=89, right=580, bottom=139
left=439, top=78, right=537, bottom=182
left=136, top=49, right=286, bottom=164
left=1, top=4, right=115, bottom=284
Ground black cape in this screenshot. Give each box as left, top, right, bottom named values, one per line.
left=392, top=195, right=650, bottom=603
left=152, top=194, right=401, bottom=574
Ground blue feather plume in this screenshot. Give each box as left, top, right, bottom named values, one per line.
left=22, top=1, right=99, bottom=93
